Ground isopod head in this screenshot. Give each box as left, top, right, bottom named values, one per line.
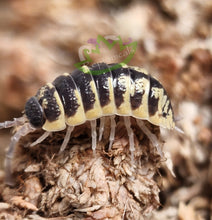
left=25, top=96, right=45, bottom=128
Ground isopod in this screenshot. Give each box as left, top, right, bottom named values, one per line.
left=0, top=62, right=178, bottom=186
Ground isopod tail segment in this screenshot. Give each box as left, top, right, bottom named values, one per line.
left=0, top=62, right=180, bottom=186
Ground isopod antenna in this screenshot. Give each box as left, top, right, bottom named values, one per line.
left=0, top=117, right=35, bottom=186
left=0, top=117, right=26, bottom=129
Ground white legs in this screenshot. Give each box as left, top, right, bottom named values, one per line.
left=29, top=118, right=162, bottom=157
left=98, top=117, right=105, bottom=141
left=0, top=117, right=26, bottom=129
left=108, top=115, right=116, bottom=151
left=59, top=126, right=74, bottom=153
left=90, top=120, right=97, bottom=152
left=30, top=131, right=51, bottom=147
left=5, top=123, right=35, bottom=186
left=124, top=117, right=135, bottom=159
left=93, top=116, right=116, bottom=152
left=136, top=119, right=163, bottom=157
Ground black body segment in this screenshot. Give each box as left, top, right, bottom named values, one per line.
left=148, top=76, right=163, bottom=116
left=36, top=85, right=61, bottom=122
left=71, top=69, right=96, bottom=112
left=25, top=96, right=45, bottom=128
left=53, top=75, right=79, bottom=117
left=161, top=89, right=172, bottom=118
left=110, top=64, right=130, bottom=108
left=129, top=68, right=148, bottom=110
left=91, top=63, right=112, bottom=107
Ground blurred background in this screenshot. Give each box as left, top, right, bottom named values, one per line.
left=0, top=0, right=211, bottom=219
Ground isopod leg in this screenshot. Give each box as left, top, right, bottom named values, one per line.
left=98, top=117, right=105, bottom=141
left=175, top=126, right=184, bottom=134
left=0, top=117, right=26, bottom=129
left=136, top=119, right=163, bottom=157
left=90, top=120, right=97, bottom=153
left=30, top=131, right=51, bottom=147
left=59, top=126, right=74, bottom=153
left=108, top=115, right=116, bottom=151
left=5, top=123, right=35, bottom=186
left=124, top=116, right=135, bottom=161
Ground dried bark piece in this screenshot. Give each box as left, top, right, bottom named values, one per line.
left=11, top=196, right=38, bottom=211
left=24, top=177, right=42, bottom=207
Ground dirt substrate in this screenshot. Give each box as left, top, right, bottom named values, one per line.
left=0, top=0, right=211, bottom=219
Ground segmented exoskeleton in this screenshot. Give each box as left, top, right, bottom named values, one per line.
left=0, top=62, right=177, bottom=186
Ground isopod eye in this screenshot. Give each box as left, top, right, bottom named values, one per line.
left=25, top=97, right=45, bottom=128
